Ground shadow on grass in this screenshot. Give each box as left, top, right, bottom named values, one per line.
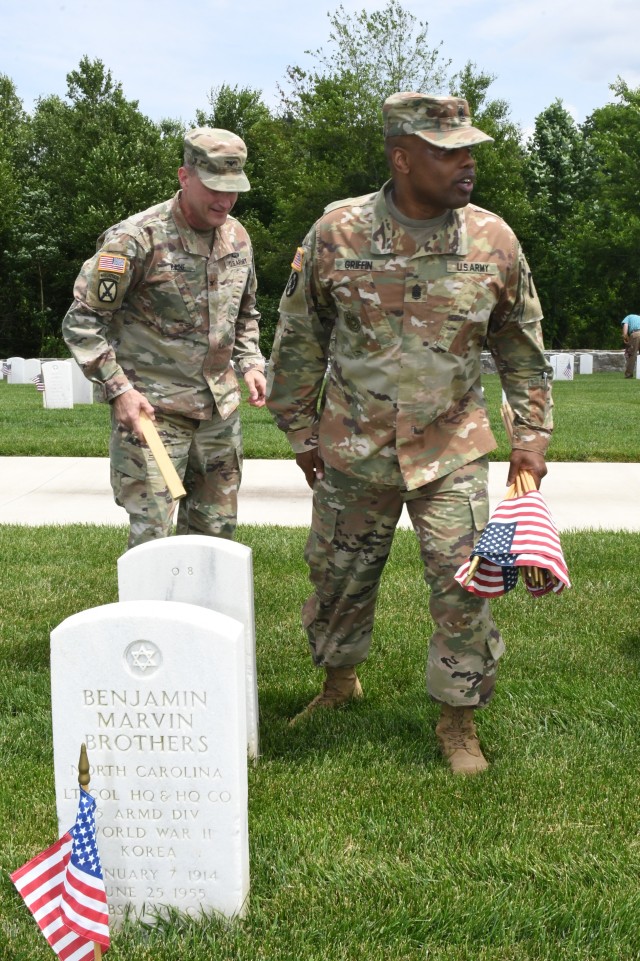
left=256, top=684, right=442, bottom=767
left=617, top=630, right=640, bottom=661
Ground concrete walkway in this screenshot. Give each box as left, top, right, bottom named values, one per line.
left=0, top=457, right=636, bottom=530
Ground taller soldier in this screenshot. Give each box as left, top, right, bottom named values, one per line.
left=267, top=94, right=553, bottom=774
left=63, top=128, right=266, bottom=548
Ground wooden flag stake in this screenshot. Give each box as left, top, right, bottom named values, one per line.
left=78, top=744, right=103, bottom=961
left=138, top=411, right=186, bottom=500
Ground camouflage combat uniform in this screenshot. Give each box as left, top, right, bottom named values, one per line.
left=267, top=184, right=553, bottom=707
left=63, top=190, right=264, bottom=547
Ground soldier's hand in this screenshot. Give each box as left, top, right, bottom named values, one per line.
left=244, top=369, right=267, bottom=407
left=507, top=450, right=547, bottom=489
left=296, top=449, right=325, bottom=489
left=112, top=389, right=155, bottom=440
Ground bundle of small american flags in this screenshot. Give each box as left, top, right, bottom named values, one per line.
left=11, top=787, right=110, bottom=960
left=455, top=487, right=570, bottom=598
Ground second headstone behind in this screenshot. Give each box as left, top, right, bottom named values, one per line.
left=117, top=535, right=260, bottom=759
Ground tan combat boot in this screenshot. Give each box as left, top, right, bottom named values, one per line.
left=289, top=666, right=363, bottom=726
left=436, top=704, right=489, bottom=775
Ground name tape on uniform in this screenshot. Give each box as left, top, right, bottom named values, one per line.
left=335, top=259, right=385, bottom=272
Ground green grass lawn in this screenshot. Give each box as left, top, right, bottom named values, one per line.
left=0, top=372, right=638, bottom=460
left=1, top=524, right=640, bottom=960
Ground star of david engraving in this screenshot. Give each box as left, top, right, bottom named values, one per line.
left=124, top=639, right=162, bottom=677
left=130, top=644, right=157, bottom=671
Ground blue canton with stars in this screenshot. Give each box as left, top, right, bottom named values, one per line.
left=69, top=789, right=104, bottom=879
left=473, top=521, right=517, bottom=564
left=472, top=521, right=520, bottom=590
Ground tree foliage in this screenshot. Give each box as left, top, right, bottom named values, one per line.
left=1, top=7, right=639, bottom=359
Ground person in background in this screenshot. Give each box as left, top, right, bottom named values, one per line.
left=63, top=128, right=266, bottom=548
left=621, top=313, right=640, bottom=378
left=267, top=93, right=553, bottom=775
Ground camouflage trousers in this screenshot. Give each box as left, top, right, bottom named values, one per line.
left=110, top=407, right=242, bottom=550
left=302, top=459, right=505, bottom=708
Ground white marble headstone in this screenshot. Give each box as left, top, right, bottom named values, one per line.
left=42, top=360, right=74, bottom=408
left=7, top=356, right=26, bottom=384
left=578, top=354, right=593, bottom=375
left=550, top=353, right=574, bottom=381
left=117, top=536, right=260, bottom=760
left=24, top=358, right=42, bottom=384
left=51, top=600, right=249, bottom=927
left=70, top=357, right=94, bottom=404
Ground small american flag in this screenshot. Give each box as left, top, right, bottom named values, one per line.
left=11, top=787, right=110, bottom=959
left=563, top=360, right=573, bottom=379
left=455, top=490, right=570, bottom=598
left=2, top=361, right=11, bottom=375
left=32, top=372, right=45, bottom=392
left=290, top=247, right=305, bottom=272
left=98, top=254, right=126, bottom=274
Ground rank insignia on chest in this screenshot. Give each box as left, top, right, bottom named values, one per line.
left=98, top=253, right=127, bottom=274
left=98, top=278, right=118, bottom=303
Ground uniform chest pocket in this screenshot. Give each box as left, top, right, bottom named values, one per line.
left=217, top=267, right=249, bottom=325
left=333, top=272, right=396, bottom=356
left=146, top=267, right=203, bottom=336
left=426, top=275, right=497, bottom=353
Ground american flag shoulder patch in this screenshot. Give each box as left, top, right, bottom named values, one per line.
left=98, top=253, right=127, bottom=274
left=291, top=247, right=305, bottom=272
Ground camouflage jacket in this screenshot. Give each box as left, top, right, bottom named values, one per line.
left=267, top=183, right=553, bottom=490
left=62, top=192, right=264, bottom=419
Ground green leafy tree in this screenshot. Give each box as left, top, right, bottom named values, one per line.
left=279, top=0, right=452, bottom=215
left=12, top=57, right=184, bottom=353
left=524, top=100, right=593, bottom=347
left=451, top=62, right=531, bottom=238
left=0, top=75, right=30, bottom=356
left=572, top=79, right=640, bottom=346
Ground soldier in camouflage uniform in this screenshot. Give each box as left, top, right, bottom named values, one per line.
left=63, top=128, right=266, bottom=549
left=267, top=93, right=553, bottom=774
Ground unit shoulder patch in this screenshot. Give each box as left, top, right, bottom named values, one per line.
left=98, top=278, right=119, bottom=303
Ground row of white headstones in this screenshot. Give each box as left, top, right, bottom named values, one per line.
left=1, top=356, right=93, bottom=406
left=51, top=534, right=258, bottom=926
left=2, top=354, right=620, bottom=399
left=548, top=353, right=639, bottom=378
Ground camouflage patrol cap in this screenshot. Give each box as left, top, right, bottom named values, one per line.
left=383, top=93, right=494, bottom=150
left=183, top=127, right=250, bottom=192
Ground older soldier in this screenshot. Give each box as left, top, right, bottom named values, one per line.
left=63, top=128, right=266, bottom=548
left=267, top=93, right=553, bottom=774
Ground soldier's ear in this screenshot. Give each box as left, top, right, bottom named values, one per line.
left=389, top=145, right=411, bottom=176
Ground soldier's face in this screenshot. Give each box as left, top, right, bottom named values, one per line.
left=403, top=139, right=476, bottom=217
left=178, top=168, right=238, bottom=230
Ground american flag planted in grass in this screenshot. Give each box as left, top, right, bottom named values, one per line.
left=455, top=489, right=571, bottom=598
